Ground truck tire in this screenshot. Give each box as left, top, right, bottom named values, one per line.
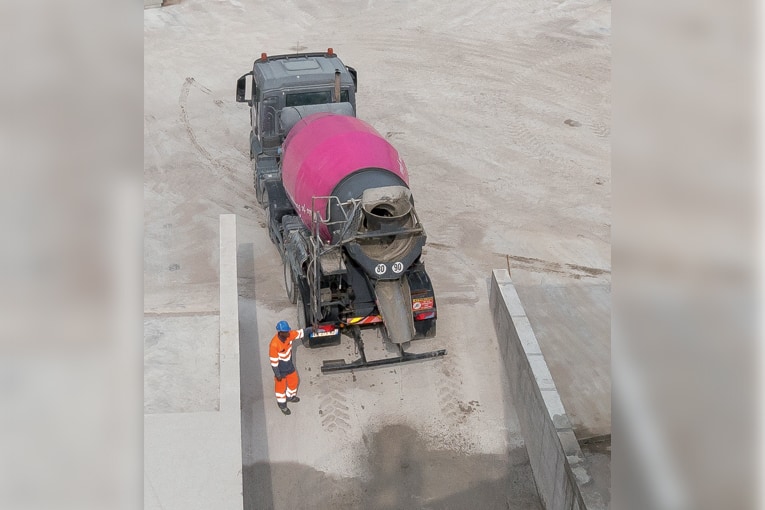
left=284, top=259, right=297, bottom=304
left=252, top=154, right=263, bottom=205
left=263, top=189, right=277, bottom=245
left=296, top=291, right=307, bottom=330
left=297, top=290, right=309, bottom=347
left=295, top=279, right=314, bottom=347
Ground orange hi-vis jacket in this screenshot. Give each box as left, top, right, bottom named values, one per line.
left=269, top=329, right=306, bottom=378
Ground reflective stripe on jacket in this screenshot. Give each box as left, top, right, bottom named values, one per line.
left=268, top=329, right=305, bottom=376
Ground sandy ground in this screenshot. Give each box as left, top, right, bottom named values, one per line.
left=145, top=0, right=610, bottom=507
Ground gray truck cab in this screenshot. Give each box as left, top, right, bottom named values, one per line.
left=237, top=49, right=358, bottom=157
left=237, top=49, right=357, bottom=205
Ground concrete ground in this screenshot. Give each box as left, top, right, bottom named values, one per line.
left=145, top=0, right=610, bottom=507
left=515, top=283, right=611, bottom=440
left=236, top=223, right=542, bottom=509
left=581, top=437, right=612, bottom=507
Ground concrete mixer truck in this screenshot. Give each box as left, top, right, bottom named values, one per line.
left=236, top=49, right=444, bottom=372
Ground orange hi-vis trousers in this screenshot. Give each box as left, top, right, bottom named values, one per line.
left=274, top=371, right=299, bottom=404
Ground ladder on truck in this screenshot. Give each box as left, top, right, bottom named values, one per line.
left=305, top=196, right=360, bottom=327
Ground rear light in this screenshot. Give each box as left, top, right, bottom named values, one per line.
left=311, top=324, right=338, bottom=337
left=411, top=296, right=435, bottom=311
left=414, top=311, right=436, bottom=321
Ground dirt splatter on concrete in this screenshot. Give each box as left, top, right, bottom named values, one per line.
left=244, top=424, right=541, bottom=510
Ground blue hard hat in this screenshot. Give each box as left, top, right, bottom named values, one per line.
left=276, top=320, right=291, bottom=332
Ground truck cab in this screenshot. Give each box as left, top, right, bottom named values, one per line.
left=236, top=49, right=358, bottom=205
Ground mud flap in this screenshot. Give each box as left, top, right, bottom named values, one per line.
left=375, top=278, right=415, bottom=344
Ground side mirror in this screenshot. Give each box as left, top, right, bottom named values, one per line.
left=236, top=72, right=253, bottom=105
left=346, top=66, right=358, bottom=92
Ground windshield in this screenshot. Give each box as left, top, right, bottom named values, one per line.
left=286, top=89, right=350, bottom=107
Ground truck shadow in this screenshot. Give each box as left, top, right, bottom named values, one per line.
left=241, top=431, right=541, bottom=509
left=238, top=242, right=274, bottom=510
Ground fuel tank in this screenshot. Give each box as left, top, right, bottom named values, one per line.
left=281, top=113, right=409, bottom=241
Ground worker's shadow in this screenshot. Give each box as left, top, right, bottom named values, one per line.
left=238, top=242, right=275, bottom=510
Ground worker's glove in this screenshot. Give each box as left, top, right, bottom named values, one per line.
left=272, top=368, right=282, bottom=380
left=275, top=375, right=283, bottom=382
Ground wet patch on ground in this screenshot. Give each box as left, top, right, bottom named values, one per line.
left=244, top=424, right=542, bottom=509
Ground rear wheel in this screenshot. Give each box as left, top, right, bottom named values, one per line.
left=296, top=289, right=310, bottom=347
left=284, top=260, right=297, bottom=304
left=296, top=293, right=307, bottom=329
left=263, top=190, right=277, bottom=245
left=252, top=159, right=262, bottom=203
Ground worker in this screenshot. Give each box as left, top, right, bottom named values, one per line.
left=269, top=320, right=312, bottom=415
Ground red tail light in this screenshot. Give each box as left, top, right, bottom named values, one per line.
left=311, top=324, right=339, bottom=338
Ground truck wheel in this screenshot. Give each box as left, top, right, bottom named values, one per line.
left=296, top=291, right=307, bottom=330
left=252, top=159, right=261, bottom=202
left=263, top=190, right=277, bottom=245
left=296, top=291, right=311, bottom=347
left=284, top=260, right=297, bottom=304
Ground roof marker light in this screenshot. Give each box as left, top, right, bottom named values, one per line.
left=327, top=47, right=334, bottom=55
left=261, top=52, right=267, bottom=60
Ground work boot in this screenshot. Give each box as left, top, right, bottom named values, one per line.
left=288, top=396, right=300, bottom=403
left=278, top=404, right=291, bottom=415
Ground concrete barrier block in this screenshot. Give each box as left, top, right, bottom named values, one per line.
left=530, top=399, right=545, bottom=437
left=490, top=269, right=605, bottom=509
left=493, top=269, right=527, bottom=317
left=558, top=429, right=583, bottom=458
left=529, top=354, right=556, bottom=391
left=563, top=478, right=576, bottom=508
left=540, top=419, right=558, bottom=483
left=499, top=316, right=514, bottom=359
left=552, top=455, right=567, bottom=508
left=511, top=315, right=542, bottom=355
left=541, top=389, right=568, bottom=426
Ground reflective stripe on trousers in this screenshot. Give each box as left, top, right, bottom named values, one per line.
left=274, top=371, right=299, bottom=403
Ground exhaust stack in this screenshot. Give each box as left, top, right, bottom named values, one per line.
left=333, top=70, right=341, bottom=102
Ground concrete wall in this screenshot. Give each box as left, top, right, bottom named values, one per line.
left=144, top=215, right=243, bottom=510
left=490, top=270, right=604, bottom=510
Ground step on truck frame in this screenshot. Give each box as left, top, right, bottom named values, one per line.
left=320, top=326, right=446, bottom=374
